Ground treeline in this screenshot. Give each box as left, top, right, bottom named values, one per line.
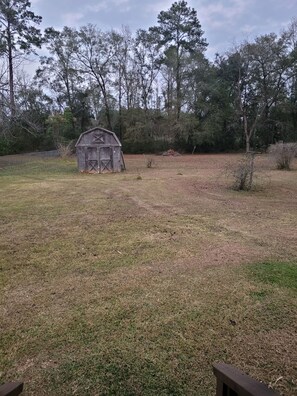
left=0, top=0, right=297, bottom=155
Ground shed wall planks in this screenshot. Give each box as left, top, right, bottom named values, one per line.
left=75, top=127, right=125, bottom=173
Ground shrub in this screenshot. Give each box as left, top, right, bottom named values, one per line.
left=268, top=142, right=297, bottom=170
left=57, top=141, right=74, bottom=158
left=229, top=153, right=255, bottom=191
left=0, top=137, right=14, bottom=155
left=146, top=157, right=155, bottom=168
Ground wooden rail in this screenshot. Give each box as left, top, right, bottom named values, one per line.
left=213, top=363, right=280, bottom=396
left=0, top=382, right=23, bottom=396
left=0, top=364, right=281, bottom=395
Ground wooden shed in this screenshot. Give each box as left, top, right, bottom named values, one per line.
left=75, top=127, right=125, bottom=173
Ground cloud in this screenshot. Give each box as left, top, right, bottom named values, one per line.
left=241, top=24, right=257, bottom=34
left=113, top=0, right=132, bottom=13
left=86, top=0, right=131, bottom=13
left=86, top=2, right=108, bottom=13
left=114, top=0, right=130, bottom=5
left=62, top=12, right=85, bottom=26
left=28, top=0, right=296, bottom=61
left=145, top=0, right=173, bottom=14
left=286, top=0, right=297, bottom=9
left=198, top=0, right=251, bottom=29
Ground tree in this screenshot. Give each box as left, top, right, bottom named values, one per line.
left=111, top=27, right=135, bottom=139
left=0, top=0, right=42, bottom=114
left=280, top=19, right=297, bottom=141
left=73, top=25, right=118, bottom=130
left=134, top=29, right=161, bottom=112
left=16, top=72, right=52, bottom=135
left=246, top=34, right=292, bottom=148
left=36, top=27, right=91, bottom=132
left=149, top=1, right=207, bottom=120
left=223, top=32, right=293, bottom=152
left=38, top=27, right=79, bottom=113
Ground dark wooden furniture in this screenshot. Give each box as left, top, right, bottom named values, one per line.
left=0, top=364, right=282, bottom=395
left=213, top=363, right=280, bottom=396
left=0, top=382, right=23, bottom=396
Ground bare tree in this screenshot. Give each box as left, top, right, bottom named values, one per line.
left=73, top=25, right=117, bottom=130
left=228, top=33, right=294, bottom=152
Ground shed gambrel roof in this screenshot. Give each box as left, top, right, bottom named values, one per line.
left=75, top=127, right=122, bottom=147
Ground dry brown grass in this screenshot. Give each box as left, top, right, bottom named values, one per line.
left=0, top=153, right=296, bottom=395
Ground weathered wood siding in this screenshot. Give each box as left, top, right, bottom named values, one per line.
left=75, top=127, right=125, bottom=173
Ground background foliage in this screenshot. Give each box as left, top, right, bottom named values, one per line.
left=0, top=1, right=297, bottom=154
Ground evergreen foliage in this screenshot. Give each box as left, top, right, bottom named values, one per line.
left=0, top=0, right=42, bottom=113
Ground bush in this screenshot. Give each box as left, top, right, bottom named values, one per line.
left=57, top=141, right=74, bottom=158
left=122, top=139, right=169, bottom=154
left=229, top=153, right=255, bottom=191
left=0, top=138, right=14, bottom=156
left=268, top=142, right=297, bottom=170
left=146, top=157, right=155, bottom=168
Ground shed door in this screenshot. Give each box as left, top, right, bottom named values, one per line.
left=99, top=147, right=113, bottom=172
left=86, top=147, right=99, bottom=172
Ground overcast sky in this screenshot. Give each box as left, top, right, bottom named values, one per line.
left=30, top=0, right=296, bottom=59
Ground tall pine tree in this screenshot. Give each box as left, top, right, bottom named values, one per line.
left=0, top=0, right=42, bottom=115
left=149, top=1, right=207, bottom=120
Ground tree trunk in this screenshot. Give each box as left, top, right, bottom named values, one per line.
left=7, top=24, right=15, bottom=116
left=65, top=76, right=76, bottom=131
left=118, top=71, right=123, bottom=140
left=243, top=112, right=250, bottom=152
left=94, top=72, right=112, bottom=131
left=246, top=137, right=250, bottom=153
left=176, top=46, right=181, bottom=120
left=247, top=151, right=255, bottom=190
left=103, top=96, right=112, bottom=131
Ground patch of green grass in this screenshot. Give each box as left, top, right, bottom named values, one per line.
left=247, top=262, right=297, bottom=291
left=0, top=157, right=76, bottom=176
left=250, top=290, right=269, bottom=300
left=45, top=352, right=188, bottom=396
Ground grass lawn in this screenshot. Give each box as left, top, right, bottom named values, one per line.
left=0, top=153, right=296, bottom=395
